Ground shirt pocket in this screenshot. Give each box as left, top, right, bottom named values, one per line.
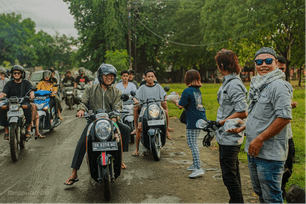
left=253, top=96, right=274, bottom=120
left=220, top=92, right=231, bottom=105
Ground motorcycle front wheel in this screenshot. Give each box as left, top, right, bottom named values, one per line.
left=102, top=166, right=111, bottom=201
left=151, top=134, right=161, bottom=161
left=9, top=123, right=20, bottom=162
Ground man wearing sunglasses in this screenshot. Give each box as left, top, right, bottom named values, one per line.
left=0, top=65, right=35, bottom=140
left=229, top=47, right=293, bottom=203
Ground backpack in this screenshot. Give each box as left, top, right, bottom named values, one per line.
left=286, top=184, right=305, bottom=203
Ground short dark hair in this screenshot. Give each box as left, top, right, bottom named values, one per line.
left=215, top=49, right=240, bottom=74
left=277, top=55, right=287, bottom=64
left=144, top=69, right=155, bottom=76
left=121, top=70, right=129, bottom=76
left=128, top=69, right=134, bottom=75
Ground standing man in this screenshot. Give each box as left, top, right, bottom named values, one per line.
left=277, top=55, right=297, bottom=198
left=230, top=47, right=292, bottom=203
left=128, top=69, right=139, bottom=89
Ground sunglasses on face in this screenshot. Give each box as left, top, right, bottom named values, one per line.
left=13, top=72, right=21, bottom=75
left=254, top=58, right=275, bottom=65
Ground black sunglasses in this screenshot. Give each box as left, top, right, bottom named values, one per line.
left=13, top=72, right=21, bottom=75
left=254, top=58, right=275, bottom=65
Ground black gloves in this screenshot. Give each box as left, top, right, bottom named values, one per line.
left=203, top=120, right=221, bottom=132
left=203, top=132, right=215, bottom=147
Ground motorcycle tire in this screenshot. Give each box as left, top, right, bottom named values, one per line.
left=151, top=134, right=161, bottom=161
left=9, top=123, right=20, bottom=162
left=102, top=166, right=112, bottom=201
left=19, top=126, right=26, bottom=149
left=68, top=99, right=73, bottom=110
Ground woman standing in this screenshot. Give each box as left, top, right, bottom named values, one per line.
left=213, top=49, right=247, bottom=203
left=172, top=69, right=206, bottom=178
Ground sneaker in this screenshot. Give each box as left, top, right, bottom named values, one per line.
left=187, top=164, right=196, bottom=171
left=189, top=169, right=204, bottom=178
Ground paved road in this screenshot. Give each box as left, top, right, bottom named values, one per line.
left=0, top=104, right=259, bottom=203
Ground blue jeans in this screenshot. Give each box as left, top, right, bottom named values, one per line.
left=248, top=154, right=285, bottom=203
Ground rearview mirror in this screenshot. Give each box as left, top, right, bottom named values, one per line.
left=130, top=91, right=136, bottom=97
left=164, top=86, right=170, bottom=92
left=121, top=94, right=129, bottom=102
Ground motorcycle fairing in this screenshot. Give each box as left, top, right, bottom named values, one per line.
left=9, top=116, right=18, bottom=123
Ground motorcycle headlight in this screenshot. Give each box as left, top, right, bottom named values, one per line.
left=66, top=91, right=73, bottom=94
left=95, top=120, right=112, bottom=141
left=36, top=103, right=46, bottom=110
left=9, top=104, right=19, bottom=111
left=149, top=104, right=160, bottom=118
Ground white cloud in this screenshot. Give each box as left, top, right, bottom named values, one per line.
left=0, top=0, right=78, bottom=38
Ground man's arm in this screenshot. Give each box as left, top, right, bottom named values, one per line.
left=248, top=117, right=290, bottom=158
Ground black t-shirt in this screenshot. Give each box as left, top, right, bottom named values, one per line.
left=75, top=76, right=90, bottom=85
left=62, top=76, right=75, bottom=85
left=51, top=77, right=58, bottom=84
left=3, top=79, right=32, bottom=98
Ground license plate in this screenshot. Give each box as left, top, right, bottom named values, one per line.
left=7, top=111, right=21, bottom=117
left=92, top=141, right=118, bottom=151
left=148, top=120, right=165, bottom=126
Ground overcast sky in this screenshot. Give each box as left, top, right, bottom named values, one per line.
left=0, top=0, right=79, bottom=38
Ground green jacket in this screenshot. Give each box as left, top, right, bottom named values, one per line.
left=77, top=84, right=122, bottom=112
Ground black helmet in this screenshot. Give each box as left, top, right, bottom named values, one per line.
left=97, top=63, right=117, bottom=85
left=11, top=65, right=25, bottom=79
left=43, top=70, right=52, bottom=80
left=79, top=67, right=85, bottom=76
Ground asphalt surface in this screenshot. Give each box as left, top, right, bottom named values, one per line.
left=0, top=103, right=260, bottom=203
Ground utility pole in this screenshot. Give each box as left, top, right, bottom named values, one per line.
left=128, top=0, right=132, bottom=69
left=134, top=9, right=138, bottom=75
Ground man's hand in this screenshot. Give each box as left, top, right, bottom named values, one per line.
left=226, top=126, right=245, bottom=134
left=76, top=110, right=85, bottom=118
left=248, top=137, right=264, bottom=158
left=291, top=101, right=298, bottom=108
left=29, top=91, right=35, bottom=100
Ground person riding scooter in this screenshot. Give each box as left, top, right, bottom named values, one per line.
left=62, top=70, right=75, bottom=98
left=132, top=69, right=172, bottom=157
left=64, top=63, right=130, bottom=185
left=0, top=65, right=34, bottom=140
left=74, top=67, right=91, bottom=89
left=36, top=70, right=63, bottom=123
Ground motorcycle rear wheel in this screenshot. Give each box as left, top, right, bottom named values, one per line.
left=9, top=123, right=20, bottom=162
left=151, top=134, right=161, bottom=161
left=103, top=166, right=112, bottom=201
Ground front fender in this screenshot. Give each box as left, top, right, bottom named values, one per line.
left=147, top=128, right=157, bottom=137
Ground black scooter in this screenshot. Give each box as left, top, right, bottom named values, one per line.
left=75, top=97, right=126, bottom=201
left=127, top=91, right=168, bottom=161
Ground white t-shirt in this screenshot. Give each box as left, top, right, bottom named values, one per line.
left=115, top=82, right=137, bottom=95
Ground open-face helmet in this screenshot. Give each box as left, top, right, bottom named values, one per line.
left=79, top=67, right=85, bottom=76
left=11, top=65, right=25, bottom=79
left=97, top=63, right=117, bottom=85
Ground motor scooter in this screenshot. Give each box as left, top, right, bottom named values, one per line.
left=74, top=82, right=88, bottom=104
left=63, top=82, right=74, bottom=109
left=75, top=98, right=126, bottom=201
left=34, top=90, right=61, bottom=134
left=119, top=99, right=135, bottom=143
left=0, top=95, right=30, bottom=162
left=128, top=91, right=168, bottom=161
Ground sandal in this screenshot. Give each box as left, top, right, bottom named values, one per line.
left=63, top=178, right=79, bottom=186
left=35, top=134, right=45, bottom=140
left=26, top=131, right=33, bottom=138
left=121, top=162, right=127, bottom=169
left=168, top=127, right=174, bottom=132
left=59, top=116, right=64, bottom=121
left=167, top=133, right=172, bottom=140
left=4, top=133, right=9, bottom=140
left=132, top=150, right=139, bottom=157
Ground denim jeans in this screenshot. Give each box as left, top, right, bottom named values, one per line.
left=248, top=154, right=285, bottom=203
left=219, top=144, right=244, bottom=203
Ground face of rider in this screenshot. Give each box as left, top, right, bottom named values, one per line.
left=255, top=53, right=277, bottom=76
left=121, top=73, right=129, bottom=83
left=102, top=74, right=114, bottom=86
left=44, top=76, right=50, bottom=81
left=12, top=71, right=22, bottom=81
left=128, top=73, right=134, bottom=81
left=0, top=73, right=5, bottom=80
left=145, top=72, right=155, bottom=85
left=66, top=73, right=71, bottom=78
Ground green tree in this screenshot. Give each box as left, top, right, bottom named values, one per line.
left=104, top=49, right=129, bottom=73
